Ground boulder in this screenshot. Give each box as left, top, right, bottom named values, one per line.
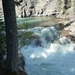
left=18, top=53, right=25, bottom=70
left=18, top=53, right=27, bottom=75
left=18, top=69, right=27, bottom=75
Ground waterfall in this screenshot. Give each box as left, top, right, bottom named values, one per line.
left=20, top=26, right=75, bottom=75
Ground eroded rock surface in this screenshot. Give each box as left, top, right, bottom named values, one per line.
left=60, top=21, right=75, bottom=43
left=0, top=0, right=58, bottom=18
left=0, top=0, right=75, bottom=19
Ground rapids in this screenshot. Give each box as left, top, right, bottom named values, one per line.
left=20, top=26, right=75, bottom=75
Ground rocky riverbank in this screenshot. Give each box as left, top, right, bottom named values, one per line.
left=55, top=20, right=75, bottom=43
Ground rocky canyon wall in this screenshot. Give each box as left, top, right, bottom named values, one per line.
left=15, top=0, right=58, bottom=17
left=0, top=0, right=75, bottom=19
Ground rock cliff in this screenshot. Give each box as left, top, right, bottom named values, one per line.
left=15, top=0, right=58, bottom=17
left=0, top=0, right=3, bottom=18
left=0, top=0, right=75, bottom=19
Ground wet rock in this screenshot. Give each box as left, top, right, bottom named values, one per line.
left=54, top=23, right=64, bottom=30
left=18, top=69, right=27, bottom=75
left=60, top=20, right=75, bottom=43
left=32, top=34, right=42, bottom=46
left=67, top=35, right=75, bottom=43
left=35, top=39, right=42, bottom=46
left=18, top=53, right=25, bottom=70
left=18, top=53, right=27, bottom=75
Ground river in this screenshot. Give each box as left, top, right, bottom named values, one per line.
left=19, top=17, right=75, bottom=75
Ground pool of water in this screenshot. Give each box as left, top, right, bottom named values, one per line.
left=17, top=17, right=56, bottom=28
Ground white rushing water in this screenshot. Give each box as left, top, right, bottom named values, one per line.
left=20, top=26, right=75, bottom=75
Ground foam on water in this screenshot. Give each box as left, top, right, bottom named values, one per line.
left=20, top=27, right=75, bottom=75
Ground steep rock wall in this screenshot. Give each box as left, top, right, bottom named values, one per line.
left=15, top=0, right=58, bottom=17
left=0, top=0, right=3, bottom=18
left=0, top=0, right=58, bottom=18
left=0, top=0, right=75, bottom=19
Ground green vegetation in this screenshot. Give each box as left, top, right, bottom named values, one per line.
left=57, top=0, right=66, bottom=14
left=57, top=0, right=63, bottom=11
left=18, top=22, right=34, bottom=48
left=17, top=22, right=29, bottom=29
left=0, top=20, right=34, bottom=51
left=0, top=19, right=6, bottom=54
left=63, top=0, right=71, bottom=14
left=57, top=0, right=71, bottom=14
left=66, top=0, right=71, bottom=9
left=18, top=31, right=33, bottom=48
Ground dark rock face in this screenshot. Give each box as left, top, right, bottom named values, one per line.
left=18, top=53, right=27, bottom=75
left=0, top=52, right=27, bottom=75
left=18, top=69, right=27, bottom=75
left=18, top=53, right=25, bottom=70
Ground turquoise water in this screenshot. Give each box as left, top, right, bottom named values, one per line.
left=20, top=26, right=75, bottom=75
left=17, top=17, right=55, bottom=27
left=18, top=17, right=75, bottom=75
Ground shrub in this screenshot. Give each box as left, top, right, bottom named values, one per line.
left=17, top=22, right=29, bottom=29
left=18, top=22, right=33, bottom=48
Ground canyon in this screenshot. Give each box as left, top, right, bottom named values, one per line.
left=0, top=0, right=75, bottom=19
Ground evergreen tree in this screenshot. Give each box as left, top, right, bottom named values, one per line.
left=2, top=0, right=18, bottom=72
